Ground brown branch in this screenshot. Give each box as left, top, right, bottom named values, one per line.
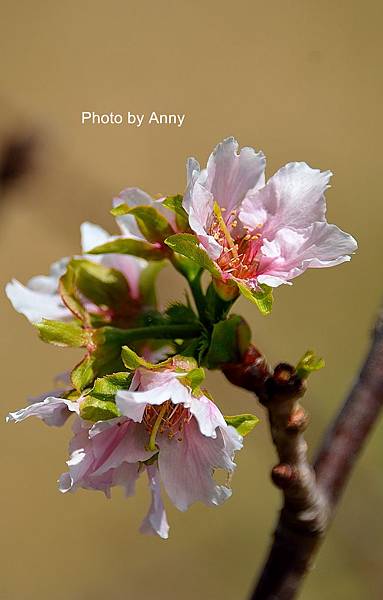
left=222, top=307, right=383, bottom=600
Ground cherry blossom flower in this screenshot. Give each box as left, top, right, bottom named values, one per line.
left=7, top=359, right=242, bottom=539
left=115, top=362, right=243, bottom=513
left=5, top=222, right=148, bottom=323
left=183, top=137, right=357, bottom=297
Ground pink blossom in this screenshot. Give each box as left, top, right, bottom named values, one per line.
left=7, top=365, right=242, bottom=539
left=116, top=365, right=243, bottom=513
left=5, top=222, right=148, bottom=323
left=183, top=137, right=357, bottom=292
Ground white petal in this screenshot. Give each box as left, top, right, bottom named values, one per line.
left=80, top=222, right=111, bottom=253
left=189, top=393, right=226, bottom=438
left=116, top=379, right=191, bottom=422
left=205, top=137, right=266, bottom=213
left=7, top=396, right=79, bottom=427
left=157, top=418, right=239, bottom=511
left=140, top=465, right=169, bottom=539
left=5, top=279, right=70, bottom=323
left=240, top=162, right=331, bottom=238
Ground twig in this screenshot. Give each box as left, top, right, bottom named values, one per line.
left=222, top=306, right=383, bottom=600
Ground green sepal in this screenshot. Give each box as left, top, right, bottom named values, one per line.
left=224, top=414, right=260, bottom=436
left=204, top=315, right=251, bottom=369
left=162, top=195, right=190, bottom=231
left=112, top=205, right=174, bottom=243
left=296, top=350, right=325, bottom=380
left=236, top=281, right=274, bottom=315
left=87, top=238, right=165, bottom=260
left=36, top=319, right=90, bottom=347
left=121, top=345, right=157, bottom=371
left=164, top=234, right=220, bottom=275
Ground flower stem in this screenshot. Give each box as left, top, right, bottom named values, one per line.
left=102, top=323, right=202, bottom=343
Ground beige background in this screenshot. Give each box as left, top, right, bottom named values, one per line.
left=1, top=1, right=382, bottom=598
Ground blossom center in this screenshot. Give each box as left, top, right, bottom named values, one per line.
left=210, top=203, right=262, bottom=280
left=143, top=400, right=191, bottom=449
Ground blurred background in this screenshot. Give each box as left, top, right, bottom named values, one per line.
left=1, top=1, right=382, bottom=598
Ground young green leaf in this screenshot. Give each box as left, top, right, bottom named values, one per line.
left=87, top=238, right=165, bottom=260
left=296, top=350, right=325, bottom=380
left=162, top=195, right=190, bottom=230
left=36, top=319, right=90, bottom=347
left=80, top=396, right=121, bottom=422
left=224, top=414, right=260, bottom=436
left=236, top=281, right=274, bottom=315
left=121, top=205, right=175, bottom=243
left=165, top=234, right=220, bottom=275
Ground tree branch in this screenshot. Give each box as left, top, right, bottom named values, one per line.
left=222, top=306, right=383, bottom=600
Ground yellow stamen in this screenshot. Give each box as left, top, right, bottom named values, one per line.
left=148, top=403, right=168, bottom=451
left=213, top=201, right=239, bottom=259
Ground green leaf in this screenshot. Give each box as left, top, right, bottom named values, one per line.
left=204, top=315, right=251, bottom=369
left=79, top=371, right=132, bottom=421
left=87, top=238, right=165, bottom=260
left=165, top=234, right=220, bottom=275
left=80, top=396, right=121, bottom=421
left=236, top=281, right=273, bottom=315
left=180, top=367, right=205, bottom=392
left=224, top=414, right=260, bottom=436
left=71, top=259, right=131, bottom=312
left=162, top=195, right=189, bottom=230
left=119, top=205, right=174, bottom=243
left=296, top=350, right=325, bottom=380
left=111, top=203, right=130, bottom=217
left=36, top=319, right=89, bottom=347
left=59, top=262, right=88, bottom=322
left=121, top=346, right=157, bottom=371
left=90, top=372, right=132, bottom=400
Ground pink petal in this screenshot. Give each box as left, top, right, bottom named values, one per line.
left=140, top=465, right=169, bottom=539
left=157, top=418, right=241, bottom=511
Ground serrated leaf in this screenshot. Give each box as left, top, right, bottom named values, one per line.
left=296, top=350, right=325, bottom=380
left=224, top=414, right=259, bottom=436
left=36, top=319, right=89, bottom=347
left=121, top=346, right=158, bottom=371
left=236, top=281, right=273, bottom=315
left=165, top=234, right=220, bottom=275
left=72, top=259, right=131, bottom=312
left=80, top=396, right=121, bottom=421
left=162, top=195, right=189, bottom=230
left=88, top=238, right=165, bottom=260
left=204, top=315, right=251, bottom=368
left=59, top=262, right=88, bottom=322
left=180, top=367, right=205, bottom=391
left=90, top=372, right=132, bottom=400
left=120, top=205, right=175, bottom=243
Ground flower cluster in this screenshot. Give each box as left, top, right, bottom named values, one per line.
left=6, top=137, right=356, bottom=538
